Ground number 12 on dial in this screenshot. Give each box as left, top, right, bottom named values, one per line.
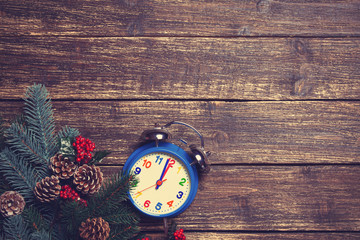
left=123, top=142, right=199, bottom=218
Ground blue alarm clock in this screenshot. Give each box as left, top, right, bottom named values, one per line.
left=123, top=121, right=210, bottom=218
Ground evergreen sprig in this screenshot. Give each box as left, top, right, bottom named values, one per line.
left=0, top=148, right=38, bottom=201
left=22, top=203, right=56, bottom=234
left=89, top=173, right=135, bottom=216
left=0, top=115, right=5, bottom=150
left=88, top=150, right=112, bottom=165
left=0, top=84, right=141, bottom=240
left=3, top=215, right=32, bottom=240
left=57, top=126, right=80, bottom=143
left=23, top=84, right=57, bottom=160
left=6, top=120, right=49, bottom=178
left=60, top=201, right=90, bottom=240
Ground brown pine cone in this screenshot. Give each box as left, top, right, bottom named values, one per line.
left=34, top=175, right=61, bottom=202
left=79, top=217, right=110, bottom=240
left=0, top=191, right=26, bottom=217
left=50, top=153, right=78, bottom=179
left=73, top=164, right=103, bottom=195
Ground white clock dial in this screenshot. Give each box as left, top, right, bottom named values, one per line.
left=129, top=152, right=191, bottom=217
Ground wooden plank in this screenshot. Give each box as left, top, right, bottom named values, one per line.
left=0, top=37, right=360, bottom=100
left=144, top=232, right=360, bottom=240
left=100, top=165, right=360, bottom=231
left=0, top=0, right=359, bottom=37
left=1, top=100, right=359, bottom=165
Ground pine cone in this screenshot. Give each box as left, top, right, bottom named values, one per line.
left=73, top=164, right=103, bottom=195
left=79, top=217, right=110, bottom=240
left=34, top=175, right=61, bottom=202
left=50, top=153, right=78, bottom=179
left=0, top=191, right=26, bottom=217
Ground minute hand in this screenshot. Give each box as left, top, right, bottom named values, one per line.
left=156, top=158, right=171, bottom=189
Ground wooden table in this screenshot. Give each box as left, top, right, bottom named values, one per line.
left=1, top=0, right=360, bottom=239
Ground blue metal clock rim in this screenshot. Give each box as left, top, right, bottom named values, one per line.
left=123, top=142, right=199, bottom=219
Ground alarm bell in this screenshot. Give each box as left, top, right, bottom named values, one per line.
left=140, top=121, right=211, bottom=173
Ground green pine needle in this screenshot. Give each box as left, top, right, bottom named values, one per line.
left=60, top=200, right=90, bottom=239
left=22, top=203, right=54, bottom=233
left=0, top=84, right=142, bottom=240
left=88, top=150, right=111, bottom=165
left=0, top=115, right=5, bottom=150
left=23, top=83, right=57, bottom=161
left=0, top=148, right=38, bottom=201
left=6, top=120, right=49, bottom=178
left=88, top=172, right=135, bottom=216
left=3, top=215, right=32, bottom=240
left=57, top=126, right=80, bottom=142
left=102, top=205, right=139, bottom=226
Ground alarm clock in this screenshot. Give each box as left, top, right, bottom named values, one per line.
left=123, top=121, right=210, bottom=218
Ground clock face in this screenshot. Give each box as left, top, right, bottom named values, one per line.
left=128, top=151, right=192, bottom=217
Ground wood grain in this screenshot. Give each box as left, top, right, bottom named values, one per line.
left=144, top=232, right=360, bottom=240
left=1, top=37, right=360, bottom=100
left=100, top=165, right=360, bottom=231
left=0, top=0, right=359, bottom=37
left=1, top=100, right=359, bottom=165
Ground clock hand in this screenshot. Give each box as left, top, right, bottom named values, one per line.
left=137, top=179, right=168, bottom=194
left=156, top=158, right=170, bottom=189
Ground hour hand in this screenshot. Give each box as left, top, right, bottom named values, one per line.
left=156, top=158, right=170, bottom=189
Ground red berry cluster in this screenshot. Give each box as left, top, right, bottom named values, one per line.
left=60, top=185, right=87, bottom=206
left=72, top=135, right=95, bottom=164
left=174, top=229, right=186, bottom=240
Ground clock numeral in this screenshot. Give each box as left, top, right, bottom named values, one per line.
left=143, top=159, right=152, bottom=168
left=155, top=155, right=163, bottom=165
left=177, top=191, right=184, bottom=199
left=134, top=192, right=142, bottom=199
left=134, top=167, right=141, bottom=175
left=132, top=180, right=139, bottom=187
left=179, top=178, right=186, bottom=186
left=177, top=167, right=182, bottom=174
left=144, top=200, right=151, bottom=208
left=168, top=159, right=175, bottom=168
left=155, top=202, right=162, bottom=210
left=167, top=200, right=174, bottom=207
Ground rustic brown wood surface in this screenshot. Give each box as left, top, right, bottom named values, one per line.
left=146, top=232, right=360, bottom=240
left=1, top=101, right=360, bottom=165
left=1, top=0, right=360, bottom=239
left=0, top=0, right=360, bottom=37
left=99, top=165, right=360, bottom=231
left=1, top=37, right=360, bottom=100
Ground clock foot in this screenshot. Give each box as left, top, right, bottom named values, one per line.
left=163, top=217, right=169, bottom=236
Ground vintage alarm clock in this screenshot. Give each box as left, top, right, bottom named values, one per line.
left=123, top=121, right=210, bottom=218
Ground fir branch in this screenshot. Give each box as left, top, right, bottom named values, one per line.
left=29, top=230, right=51, bottom=240
left=102, top=205, right=139, bottom=226
left=57, top=126, right=81, bottom=161
left=3, top=215, right=32, bottom=240
left=0, top=173, right=11, bottom=196
left=6, top=121, right=49, bottom=178
left=24, top=202, right=64, bottom=240
left=0, top=216, right=4, bottom=239
left=23, top=84, right=57, bottom=161
left=88, top=173, right=140, bottom=240
left=57, top=126, right=80, bottom=141
left=88, top=173, right=134, bottom=216
left=0, top=115, right=5, bottom=150
left=60, top=201, right=90, bottom=240
left=108, top=224, right=140, bottom=240
left=88, top=150, right=111, bottom=165
left=0, top=148, right=38, bottom=201
left=22, top=204, right=53, bottom=233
